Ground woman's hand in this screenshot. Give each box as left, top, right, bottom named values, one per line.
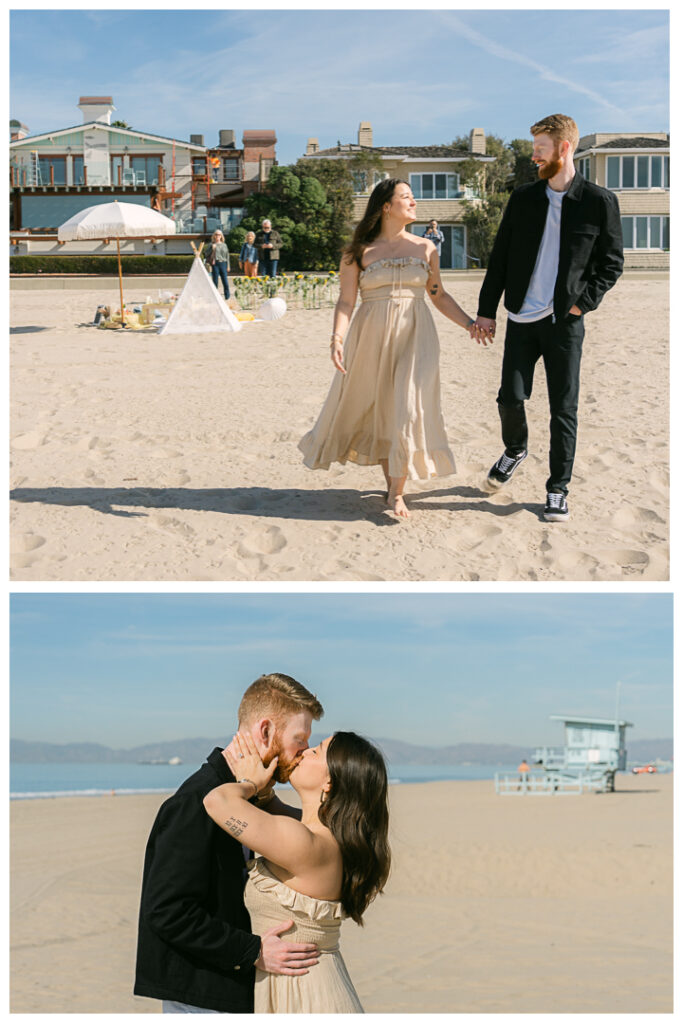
left=330, top=338, right=346, bottom=374
left=223, top=732, right=278, bottom=795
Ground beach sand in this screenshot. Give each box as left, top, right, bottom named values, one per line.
left=10, top=772, right=672, bottom=1013
left=10, top=274, right=668, bottom=581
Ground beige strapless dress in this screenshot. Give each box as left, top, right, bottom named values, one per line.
left=299, top=256, right=456, bottom=481
left=244, top=857, right=363, bottom=1013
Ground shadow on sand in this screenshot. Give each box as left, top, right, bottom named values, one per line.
left=10, top=484, right=542, bottom=524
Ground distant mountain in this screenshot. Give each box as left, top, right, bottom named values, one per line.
left=10, top=735, right=673, bottom=766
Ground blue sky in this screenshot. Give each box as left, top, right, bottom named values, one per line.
left=10, top=9, right=669, bottom=165
left=10, top=594, right=673, bottom=749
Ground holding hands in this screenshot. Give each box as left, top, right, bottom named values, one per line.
left=223, top=732, right=277, bottom=797
left=472, top=316, right=496, bottom=345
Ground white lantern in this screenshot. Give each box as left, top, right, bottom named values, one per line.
left=258, top=297, right=287, bottom=321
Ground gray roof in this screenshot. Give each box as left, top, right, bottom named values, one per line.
left=593, top=136, right=669, bottom=150
left=307, top=143, right=485, bottom=159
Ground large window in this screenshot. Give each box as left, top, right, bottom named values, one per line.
left=131, top=155, right=163, bottom=185
left=192, top=156, right=208, bottom=176
left=607, top=153, right=669, bottom=189
left=621, top=215, right=669, bottom=249
left=410, top=172, right=460, bottom=199
left=38, top=156, right=66, bottom=185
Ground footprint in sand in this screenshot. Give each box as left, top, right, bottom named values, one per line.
left=611, top=506, right=665, bottom=529
left=13, top=533, right=46, bottom=554
left=83, top=467, right=105, bottom=484
left=11, top=430, right=48, bottom=451
left=149, top=447, right=182, bottom=459
left=149, top=514, right=196, bottom=540
left=596, top=547, right=650, bottom=570
left=237, top=525, right=287, bottom=558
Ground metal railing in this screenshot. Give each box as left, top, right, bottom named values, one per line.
left=495, top=771, right=609, bottom=795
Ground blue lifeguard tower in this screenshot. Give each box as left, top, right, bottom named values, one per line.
left=534, top=714, right=633, bottom=792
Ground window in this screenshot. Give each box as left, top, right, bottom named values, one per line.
left=72, top=156, right=85, bottom=185
left=620, top=215, right=670, bottom=249
left=577, top=156, right=591, bottom=181
left=607, top=153, right=669, bottom=189
left=409, top=172, right=460, bottom=199
left=222, top=157, right=239, bottom=180
left=351, top=169, right=388, bottom=194
left=38, top=156, right=66, bottom=185
left=131, top=155, right=163, bottom=185
left=192, top=156, right=207, bottom=176
left=111, top=155, right=125, bottom=185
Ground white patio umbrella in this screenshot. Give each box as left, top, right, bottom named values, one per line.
left=58, top=200, right=177, bottom=327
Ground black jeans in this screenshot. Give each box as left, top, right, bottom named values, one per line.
left=497, top=313, right=585, bottom=495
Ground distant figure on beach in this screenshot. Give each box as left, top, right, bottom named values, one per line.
left=422, top=220, right=445, bottom=259
left=134, top=672, right=388, bottom=1014
left=204, top=728, right=390, bottom=1012
left=475, top=113, right=624, bottom=522
left=255, top=219, right=283, bottom=278
left=240, top=231, right=259, bottom=277
left=205, top=229, right=231, bottom=299
left=299, top=178, right=489, bottom=519
left=517, top=758, right=530, bottom=790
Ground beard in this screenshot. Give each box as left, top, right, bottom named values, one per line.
left=264, top=736, right=303, bottom=784
left=536, top=150, right=563, bottom=180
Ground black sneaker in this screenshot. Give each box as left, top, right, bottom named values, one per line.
left=543, top=492, right=570, bottom=522
left=485, top=449, right=527, bottom=490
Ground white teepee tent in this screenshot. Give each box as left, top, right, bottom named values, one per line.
left=159, top=256, right=242, bottom=334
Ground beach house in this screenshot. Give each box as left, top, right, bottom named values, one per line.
left=9, top=98, right=278, bottom=252
left=574, top=132, right=670, bottom=269
left=301, top=122, right=493, bottom=268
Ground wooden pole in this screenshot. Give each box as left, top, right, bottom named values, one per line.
left=116, top=237, right=126, bottom=328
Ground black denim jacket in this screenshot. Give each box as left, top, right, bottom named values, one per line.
left=134, top=748, right=261, bottom=1012
left=477, top=171, right=624, bottom=322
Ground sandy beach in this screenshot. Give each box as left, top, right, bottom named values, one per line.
left=10, top=273, right=668, bottom=581
left=9, top=772, right=672, bottom=1013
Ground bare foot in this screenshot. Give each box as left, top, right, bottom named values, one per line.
left=387, top=492, right=409, bottom=519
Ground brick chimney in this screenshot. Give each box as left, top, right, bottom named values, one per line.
left=306, top=138, right=319, bottom=155
left=10, top=119, right=29, bottom=141
left=78, top=96, right=115, bottom=125
left=358, top=121, right=373, bottom=148
left=469, top=128, right=486, bottom=155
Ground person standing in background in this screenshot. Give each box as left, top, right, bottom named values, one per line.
left=255, top=220, right=283, bottom=278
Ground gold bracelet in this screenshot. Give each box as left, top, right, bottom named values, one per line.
left=237, top=778, right=258, bottom=797
left=330, top=333, right=343, bottom=345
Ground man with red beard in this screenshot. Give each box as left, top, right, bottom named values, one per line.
left=135, top=673, right=324, bottom=1013
left=475, top=114, right=623, bottom=521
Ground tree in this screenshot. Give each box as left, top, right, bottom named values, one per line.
left=509, top=138, right=536, bottom=188
left=233, top=158, right=358, bottom=270
left=111, top=119, right=131, bottom=130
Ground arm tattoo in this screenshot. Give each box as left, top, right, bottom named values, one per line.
left=430, top=285, right=439, bottom=295
left=224, top=816, right=249, bottom=838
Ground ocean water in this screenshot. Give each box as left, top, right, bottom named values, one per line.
left=9, top=762, right=517, bottom=800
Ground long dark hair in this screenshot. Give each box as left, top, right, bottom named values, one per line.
left=343, top=178, right=408, bottom=269
left=318, top=732, right=391, bottom=925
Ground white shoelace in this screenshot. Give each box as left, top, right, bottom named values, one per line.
left=546, top=492, right=564, bottom=508
left=497, top=453, right=518, bottom=473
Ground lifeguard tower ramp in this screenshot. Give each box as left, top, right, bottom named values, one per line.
left=496, top=713, right=633, bottom=796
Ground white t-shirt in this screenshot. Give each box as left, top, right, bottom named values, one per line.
left=508, top=184, right=566, bottom=323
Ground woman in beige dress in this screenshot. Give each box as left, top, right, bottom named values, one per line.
left=299, top=178, right=490, bottom=518
left=203, top=730, right=390, bottom=1013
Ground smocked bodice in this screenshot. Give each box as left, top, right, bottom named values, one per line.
left=359, top=256, right=430, bottom=302
left=244, top=857, right=344, bottom=953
